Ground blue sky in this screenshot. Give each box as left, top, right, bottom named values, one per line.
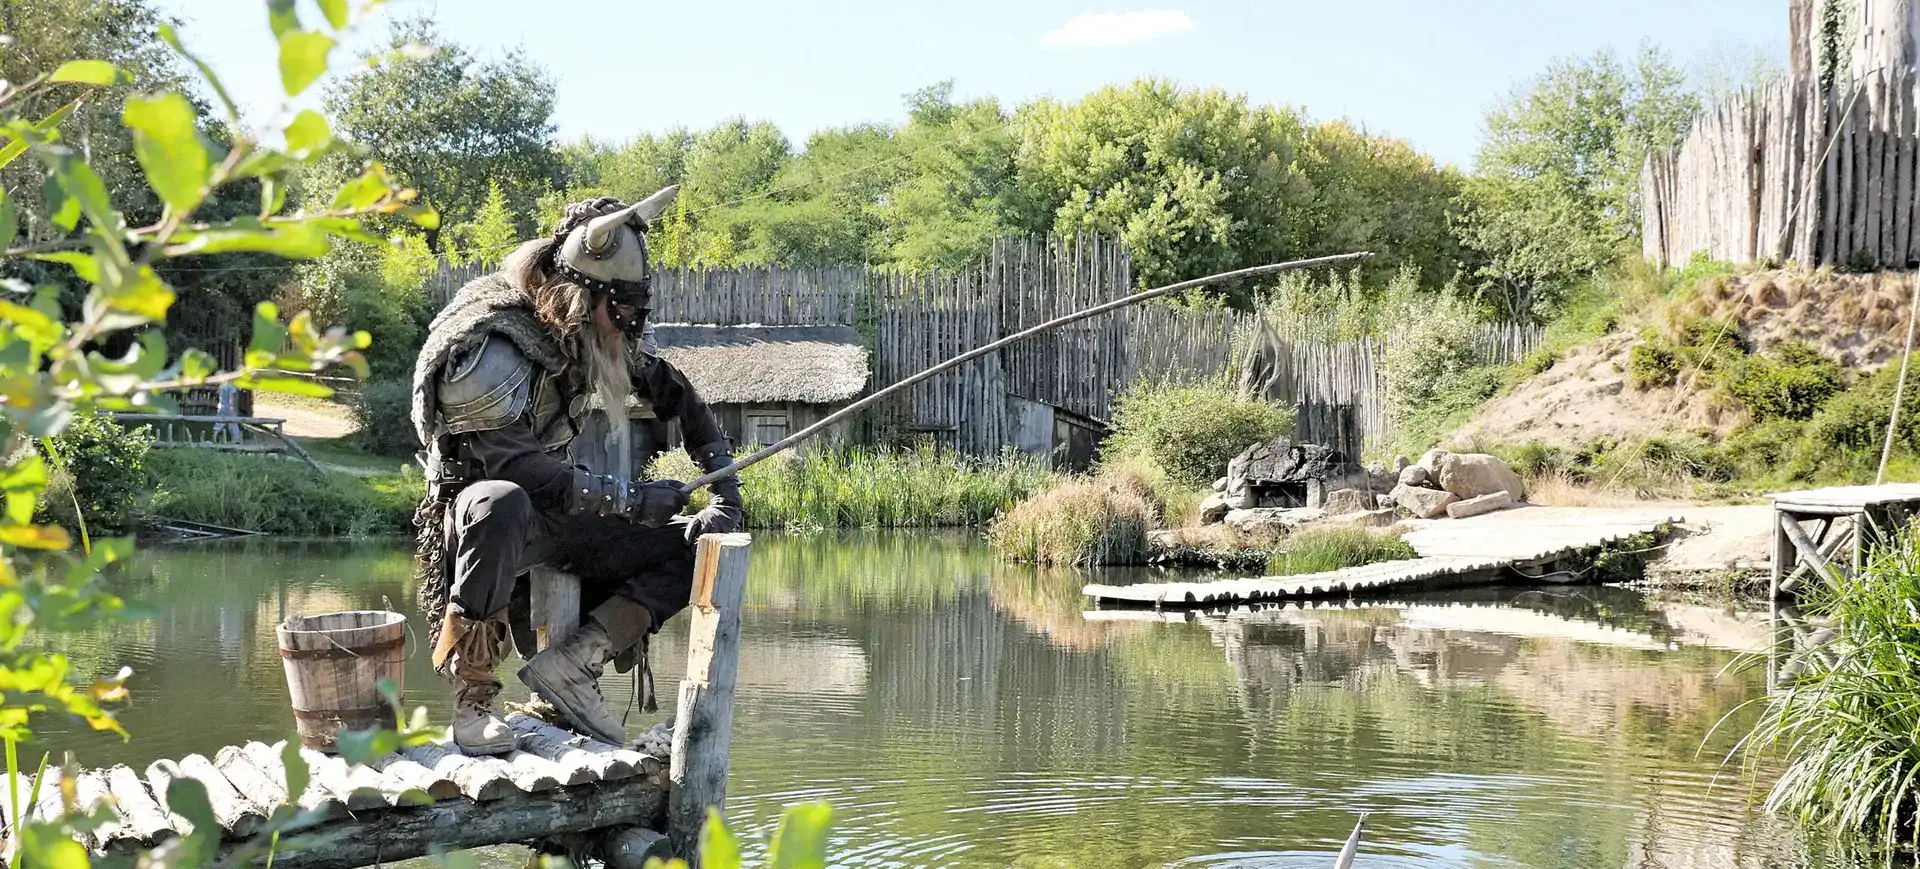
left=156, top=0, right=1784, bottom=168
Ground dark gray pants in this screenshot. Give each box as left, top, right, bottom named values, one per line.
left=445, top=480, right=697, bottom=630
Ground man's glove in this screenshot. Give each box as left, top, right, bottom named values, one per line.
left=631, top=481, right=690, bottom=527
left=683, top=442, right=744, bottom=544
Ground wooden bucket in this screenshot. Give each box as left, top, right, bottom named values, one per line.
left=277, top=611, right=407, bottom=752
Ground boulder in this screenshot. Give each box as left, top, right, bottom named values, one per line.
left=1394, top=455, right=1412, bottom=471
left=1198, top=492, right=1232, bottom=525
left=1436, top=453, right=1525, bottom=502
left=1211, top=476, right=1229, bottom=493
left=1330, top=507, right=1400, bottom=529
left=1418, top=448, right=1452, bottom=476
left=1375, top=493, right=1397, bottom=511
left=1225, top=490, right=1256, bottom=511
left=1391, top=483, right=1457, bottom=519
left=1146, top=529, right=1182, bottom=550
left=1224, top=507, right=1325, bottom=535
left=1397, top=464, right=1432, bottom=488
left=1322, top=488, right=1373, bottom=515
left=1445, top=490, right=1514, bottom=519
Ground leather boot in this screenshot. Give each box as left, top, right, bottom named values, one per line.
left=440, top=612, right=516, bottom=756
left=517, top=597, right=651, bottom=745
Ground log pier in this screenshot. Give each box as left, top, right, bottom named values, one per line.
left=9, top=534, right=755, bottom=869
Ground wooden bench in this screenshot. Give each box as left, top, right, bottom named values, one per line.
left=116, top=413, right=321, bottom=471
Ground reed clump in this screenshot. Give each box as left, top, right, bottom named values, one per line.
left=1746, top=527, right=1920, bottom=852
left=985, top=474, right=1155, bottom=567
left=649, top=444, right=1052, bottom=530
left=1266, top=526, right=1418, bottom=576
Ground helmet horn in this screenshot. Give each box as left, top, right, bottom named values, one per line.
left=581, top=201, right=646, bottom=256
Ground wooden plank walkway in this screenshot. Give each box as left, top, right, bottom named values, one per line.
left=1084, top=505, right=1684, bottom=608
left=4, top=716, right=668, bottom=869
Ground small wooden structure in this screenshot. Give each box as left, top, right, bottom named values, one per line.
left=651, top=324, right=870, bottom=449
left=9, top=535, right=755, bottom=868
left=117, top=413, right=321, bottom=471
left=276, top=611, right=408, bottom=752
left=1769, top=484, right=1920, bottom=600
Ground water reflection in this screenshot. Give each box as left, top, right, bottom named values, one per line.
left=31, top=533, right=1838, bottom=868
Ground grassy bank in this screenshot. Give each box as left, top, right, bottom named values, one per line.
left=1747, top=527, right=1920, bottom=851
left=1267, top=526, right=1418, bottom=576
left=144, top=451, right=424, bottom=536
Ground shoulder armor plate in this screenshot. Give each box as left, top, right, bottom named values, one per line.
left=438, top=334, right=535, bottom=435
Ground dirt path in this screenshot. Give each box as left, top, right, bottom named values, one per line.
left=254, top=395, right=358, bottom=439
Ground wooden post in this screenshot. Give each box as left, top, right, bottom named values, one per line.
left=530, top=566, right=582, bottom=649
left=667, top=533, right=752, bottom=863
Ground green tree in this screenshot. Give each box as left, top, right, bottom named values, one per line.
left=324, top=14, right=559, bottom=249
left=880, top=81, right=1023, bottom=270
left=1012, top=78, right=1319, bottom=302
left=448, top=179, right=520, bottom=265
left=1459, top=44, right=1699, bottom=319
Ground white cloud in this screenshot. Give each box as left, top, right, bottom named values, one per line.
left=1041, top=9, right=1194, bottom=48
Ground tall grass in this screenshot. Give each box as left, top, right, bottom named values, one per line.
left=649, top=444, right=1052, bottom=530
left=1267, top=526, right=1418, bottom=576
left=985, top=476, right=1154, bottom=567
left=1745, top=527, right=1920, bottom=851
left=145, top=451, right=424, bottom=535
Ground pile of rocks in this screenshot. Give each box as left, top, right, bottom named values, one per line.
left=1388, top=449, right=1524, bottom=520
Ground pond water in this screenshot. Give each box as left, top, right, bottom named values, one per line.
left=33, top=533, right=1845, bottom=868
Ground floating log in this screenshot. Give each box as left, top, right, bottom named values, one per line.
left=397, top=743, right=518, bottom=802
left=104, top=764, right=174, bottom=847
left=369, top=753, right=460, bottom=802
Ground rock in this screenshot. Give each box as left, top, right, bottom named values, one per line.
left=1391, top=483, right=1457, bottom=519
left=1224, top=507, right=1326, bottom=535
left=1445, top=490, right=1514, bottom=519
left=1211, top=476, right=1228, bottom=493
left=1146, top=529, right=1182, bottom=549
left=1436, top=453, right=1525, bottom=502
left=1418, top=448, right=1451, bottom=476
left=1198, top=492, right=1232, bottom=525
left=1397, top=465, right=1432, bottom=488
left=1375, top=493, right=1396, bottom=511
left=1330, top=507, right=1400, bottom=529
left=1394, top=455, right=1412, bottom=471
left=1225, top=491, right=1256, bottom=510
left=1322, top=488, right=1373, bottom=514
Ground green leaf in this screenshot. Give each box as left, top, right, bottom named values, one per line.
left=267, top=0, right=301, bottom=37
left=177, top=348, right=215, bottom=383
left=699, top=809, right=743, bottom=869
left=158, top=23, right=238, bottom=123
left=329, top=164, right=393, bottom=212
left=0, top=524, right=71, bottom=550
left=317, top=0, right=350, bottom=29
left=250, top=302, right=288, bottom=355
left=766, top=802, right=832, bottom=869
left=42, top=174, right=77, bottom=231
left=123, top=92, right=210, bottom=213
left=49, top=60, right=127, bottom=86
left=280, top=740, right=309, bottom=806
left=277, top=30, right=335, bottom=97
left=29, top=250, right=99, bottom=283
left=284, top=110, right=332, bottom=157
left=0, top=299, right=65, bottom=350
left=166, top=221, right=330, bottom=259
left=237, top=373, right=332, bottom=398
left=0, top=189, right=17, bottom=249
left=0, top=99, right=82, bottom=171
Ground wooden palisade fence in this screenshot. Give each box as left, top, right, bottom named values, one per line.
left=1643, top=70, right=1920, bottom=269
left=429, top=236, right=1539, bottom=456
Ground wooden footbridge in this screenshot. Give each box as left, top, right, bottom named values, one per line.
left=1085, top=506, right=1685, bottom=608
left=6, top=534, right=754, bottom=869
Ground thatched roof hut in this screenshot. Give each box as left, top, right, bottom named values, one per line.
left=649, top=324, right=871, bottom=447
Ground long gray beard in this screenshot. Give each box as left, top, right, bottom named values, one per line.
left=586, top=324, right=633, bottom=482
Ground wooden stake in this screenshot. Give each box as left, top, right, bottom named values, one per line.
left=666, top=534, right=752, bottom=864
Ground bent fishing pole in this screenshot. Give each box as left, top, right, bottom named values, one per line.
left=680, top=250, right=1375, bottom=493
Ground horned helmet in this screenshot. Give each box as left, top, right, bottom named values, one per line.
left=552, top=185, right=678, bottom=338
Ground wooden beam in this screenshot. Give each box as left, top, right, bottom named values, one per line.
left=201, top=780, right=667, bottom=869
left=1780, top=512, right=1836, bottom=586
left=667, top=534, right=753, bottom=864
left=530, top=567, right=582, bottom=650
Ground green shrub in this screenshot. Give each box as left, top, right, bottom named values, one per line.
left=354, top=379, right=421, bottom=457
left=146, top=451, right=423, bottom=536
left=1267, top=526, right=1418, bottom=576
left=1105, top=377, right=1292, bottom=488
left=1628, top=340, right=1678, bottom=389
left=1805, top=353, right=1920, bottom=455
left=1380, top=278, right=1483, bottom=431
left=34, top=409, right=153, bottom=534
left=987, top=475, right=1154, bottom=566
left=1727, top=341, right=1843, bottom=421
left=1389, top=364, right=1505, bottom=458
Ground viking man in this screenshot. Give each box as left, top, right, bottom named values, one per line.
left=409, top=187, right=742, bottom=754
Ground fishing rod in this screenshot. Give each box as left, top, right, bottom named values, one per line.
left=681, top=250, right=1375, bottom=492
